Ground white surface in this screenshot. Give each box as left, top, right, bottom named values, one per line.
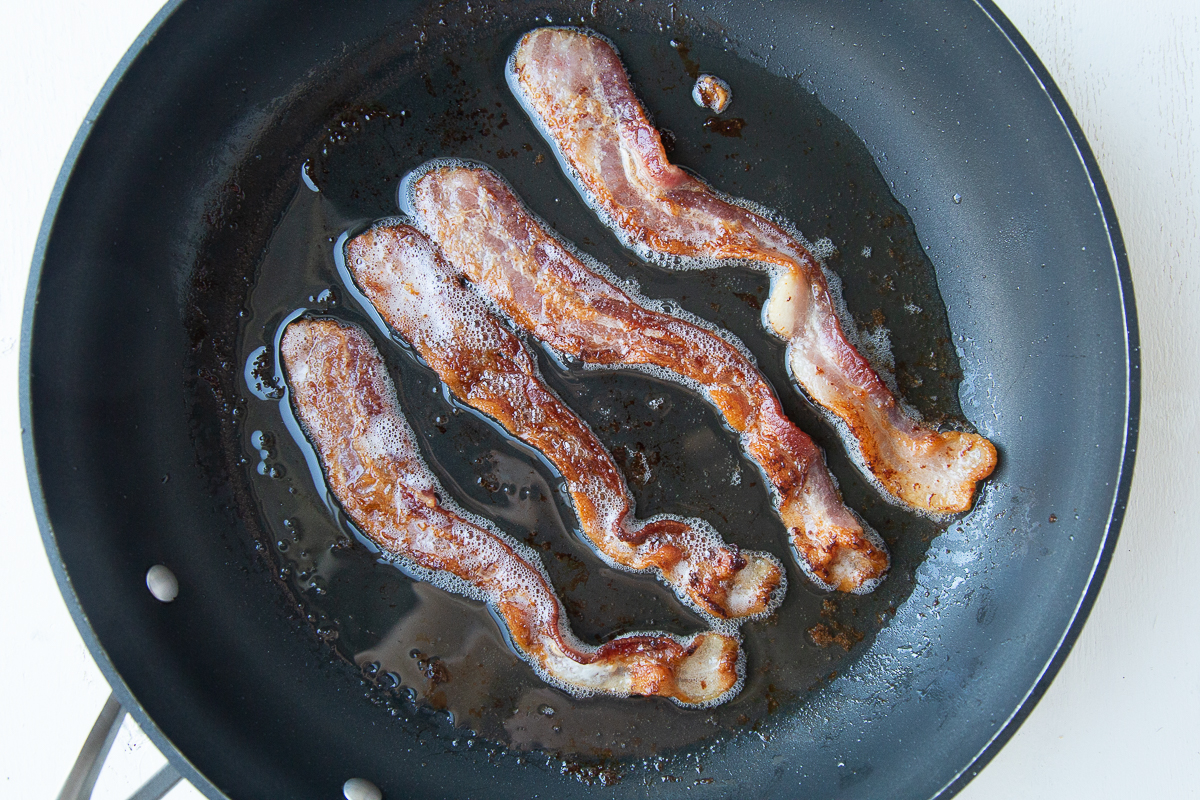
left=1, top=1, right=1195, bottom=798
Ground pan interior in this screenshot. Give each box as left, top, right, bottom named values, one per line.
left=25, top=1, right=1133, bottom=798
left=237, top=15, right=966, bottom=765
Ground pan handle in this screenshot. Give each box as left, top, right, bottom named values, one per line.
left=58, top=693, right=183, bottom=800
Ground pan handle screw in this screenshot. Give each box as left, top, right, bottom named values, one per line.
left=145, top=565, right=179, bottom=603
left=343, top=777, right=382, bottom=800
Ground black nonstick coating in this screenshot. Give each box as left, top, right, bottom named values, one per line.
left=22, top=1, right=1137, bottom=798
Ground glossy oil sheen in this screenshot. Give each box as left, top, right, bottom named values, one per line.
left=237, top=26, right=962, bottom=759
left=24, top=1, right=1135, bottom=799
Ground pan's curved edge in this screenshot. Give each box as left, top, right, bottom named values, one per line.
left=18, top=2, right=229, bottom=798
left=931, top=2, right=1142, bottom=798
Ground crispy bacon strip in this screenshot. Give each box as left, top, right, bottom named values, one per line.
left=281, top=318, right=742, bottom=706
left=508, top=27, right=998, bottom=515
left=406, top=163, right=888, bottom=594
left=345, top=224, right=783, bottom=620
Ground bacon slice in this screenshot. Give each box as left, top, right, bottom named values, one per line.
left=405, top=163, right=888, bottom=594
left=345, top=224, right=784, bottom=621
left=281, top=317, right=742, bottom=706
left=508, top=27, right=998, bottom=515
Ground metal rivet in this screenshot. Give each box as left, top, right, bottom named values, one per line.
left=343, top=777, right=382, bottom=800
left=145, top=565, right=178, bottom=603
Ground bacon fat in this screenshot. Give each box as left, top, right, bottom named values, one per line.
left=406, top=163, right=889, bottom=594
left=345, top=224, right=784, bottom=621
left=508, top=27, right=998, bottom=515
left=281, top=317, right=743, bottom=705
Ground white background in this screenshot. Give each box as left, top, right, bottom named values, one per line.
left=1, top=1, right=1196, bottom=798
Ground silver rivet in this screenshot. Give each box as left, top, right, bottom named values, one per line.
left=146, top=565, right=178, bottom=603
left=343, top=777, right=382, bottom=800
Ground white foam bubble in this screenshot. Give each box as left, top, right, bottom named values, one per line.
left=857, top=323, right=897, bottom=389
left=809, top=236, right=837, bottom=262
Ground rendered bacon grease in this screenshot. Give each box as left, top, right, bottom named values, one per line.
left=281, top=318, right=742, bottom=706
left=345, top=223, right=784, bottom=621
left=404, top=162, right=889, bottom=594
left=508, top=27, right=998, bottom=516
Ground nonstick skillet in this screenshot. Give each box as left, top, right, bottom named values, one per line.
left=22, top=1, right=1137, bottom=798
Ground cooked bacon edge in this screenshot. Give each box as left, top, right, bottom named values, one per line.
left=345, top=224, right=784, bottom=621
left=405, top=163, right=888, bottom=594
left=280, top=317, right=742, bottom=706
left=508, top=26, right=998, bottom=515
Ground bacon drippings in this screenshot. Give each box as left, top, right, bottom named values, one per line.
left=281, top=318, right=742, bottom=705
left=346, top=224, right=783, bottom=620
left=508, top=27, right=998, bottom=515
left=407, top=163, right=888, bottom=594
left=692, top=74, right=732, bottom=114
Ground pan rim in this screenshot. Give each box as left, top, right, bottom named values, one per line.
left=927, top=2, right=1140, bottom=796
left=17, top=1, right=228, bottom=797
left=18, top=2, right=1139, bottom=799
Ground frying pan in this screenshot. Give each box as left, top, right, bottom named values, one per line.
left=22, top=0, right=1137, bottom=798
